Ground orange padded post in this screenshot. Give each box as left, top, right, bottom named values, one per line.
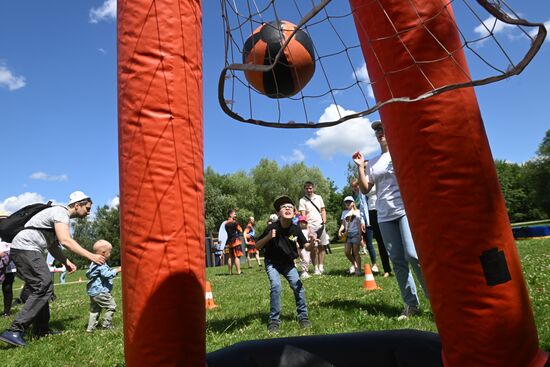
left=349, top=0, right=548, bottom=366
left=118, top=0, right=204, bottom=366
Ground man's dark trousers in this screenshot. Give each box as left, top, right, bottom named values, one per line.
left=9, top=249, right=53, bottom=335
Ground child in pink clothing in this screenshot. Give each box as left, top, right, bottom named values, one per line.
left=297, top=216, right=316, bottom=279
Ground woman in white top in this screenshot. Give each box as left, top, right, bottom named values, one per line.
left=353, top=120, right=427, bottom=320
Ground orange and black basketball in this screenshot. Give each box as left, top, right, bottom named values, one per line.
left=243, top=20, right=315, bottom=99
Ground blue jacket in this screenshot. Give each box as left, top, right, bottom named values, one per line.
left=86, top=263, right=118, bottom=296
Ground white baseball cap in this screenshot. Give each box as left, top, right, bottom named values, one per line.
left=68, top=191, right=91, bottom=205
left=343, top=196, right=354, bottom=202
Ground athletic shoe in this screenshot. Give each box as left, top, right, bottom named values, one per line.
left=299, top=318, right=311, bottom=329
left=313, top=268, right=322, bottom=276
left=301, top=272, right=311, bottom=280
left=0, top=330, right=26, bottom=347
left=398, top=304, right=420, bottom=320
left=355, top=269, right=362, bottom=276
left=371, top=264, right=380, bottom=274
left=349, top=265, right=356, bottom=274
left=268, top=322, right=280, bottom=334
left=319, top=264, right=325, bottom=273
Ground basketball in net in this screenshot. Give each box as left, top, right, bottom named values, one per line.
left=242, top=20, right=315, bottom=99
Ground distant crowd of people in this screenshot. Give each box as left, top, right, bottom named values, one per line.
left=211, top=119, right=428, bottom=332
left=1, top=119, right=429, bottom=341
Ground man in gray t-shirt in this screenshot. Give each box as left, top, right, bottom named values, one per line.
left=0, top=191, right=105, bottom=348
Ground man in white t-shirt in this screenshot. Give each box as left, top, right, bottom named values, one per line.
left=0, top=191, right=105, bottom=347
left=298, top=181, right=329, bottom=275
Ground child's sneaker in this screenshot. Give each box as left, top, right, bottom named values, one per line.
left=299, top=318, right=311, bottom=329
left=313, top=266, right=322, bottom=276
left=349, top=265, right=356, bottom=274
left=268, top=322, right=280, bottom=334
left=319, top=264, right=324, bottom=273
left=397, top=304, right=420, bottom=320
left=301, top=271, right=311, bottom=280
left=371, top=264, right=380, bottom=274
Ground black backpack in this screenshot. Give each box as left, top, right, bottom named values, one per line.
left=0, top=201, right=54, bottom=242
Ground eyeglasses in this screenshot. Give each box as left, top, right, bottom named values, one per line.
left=279, top=204, right=294, bottom=210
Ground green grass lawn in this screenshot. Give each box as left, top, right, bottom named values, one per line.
left=1, top=238, right=549, bottom=366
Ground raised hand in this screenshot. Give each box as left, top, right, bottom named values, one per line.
left=352, top=151, right=364, bottom=166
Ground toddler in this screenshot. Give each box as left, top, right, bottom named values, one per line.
left=86, top=240, right=121, bottom=332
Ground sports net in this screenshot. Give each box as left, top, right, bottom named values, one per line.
left=218, top=0, right=546, bottom=128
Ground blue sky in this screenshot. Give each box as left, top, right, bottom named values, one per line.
left=0, top=0, right=549, bottom=214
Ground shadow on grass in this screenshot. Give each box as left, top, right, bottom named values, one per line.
left=207, top=312, right=298, bottom=333
left=322, top=268, right=367, bottom=277
left=318, top=298, right=402, bottom=318
left=49, top=315, right=81, bottom=331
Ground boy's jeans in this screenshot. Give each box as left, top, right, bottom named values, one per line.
left=265, top=260, right=308, bottom=324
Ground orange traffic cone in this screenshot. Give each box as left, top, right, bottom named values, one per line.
left=205, top=281, right=218, bottom=309
left=363, top=264, right=381, bottom=290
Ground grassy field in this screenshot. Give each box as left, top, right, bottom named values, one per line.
left=1, top=238, right=549, bottom=366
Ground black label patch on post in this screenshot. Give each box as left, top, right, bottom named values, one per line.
left=479, top=247, right=512, bottom=286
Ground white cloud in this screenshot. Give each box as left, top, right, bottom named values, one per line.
left=305, top=104, right=379, bottom=159
left=353, top=62, right=375, bottom=99
left=0, top=64, right=26, bottom=91
left=29, top=172, right=68, bottom=182
left=473, top=16, right=514, bottom=39
left=108, top=196, right=119, bottom=208
left=0, top=192, right=45, bottom=214
left=97, top=48, right=107, bottom=54
left=89, top=0, right=116, bottom=24
left=281, top=149, right=305, bottom=163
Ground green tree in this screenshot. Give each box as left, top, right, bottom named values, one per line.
left=495, top=160, right=533, bottom=222
left=71, top=217, right=94, bottom=267
left=530, top=129, right=550, bottom=217
left=93, top=204, right=121, bottom=265
left=324, top=179, right=345, bottom=239
left=537, top=129, right=550, bottom=157
left=522, top=159, right=550, bottom=219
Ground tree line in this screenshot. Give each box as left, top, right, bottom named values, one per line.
left=494, top=129, right=550, bottom=223
left=72, top=130, right=550, bottom=265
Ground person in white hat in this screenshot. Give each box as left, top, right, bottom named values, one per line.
left=338, top=196, right=363, bottom=275
left=0, top=191, right=106, bottom=347
left=353, top=120, right=428, bottom=320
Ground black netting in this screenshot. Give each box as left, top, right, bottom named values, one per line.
left=218, top=0, right=546, bottom=128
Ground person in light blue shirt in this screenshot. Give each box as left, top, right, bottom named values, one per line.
left=86, top=240, right=121, bottom=332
